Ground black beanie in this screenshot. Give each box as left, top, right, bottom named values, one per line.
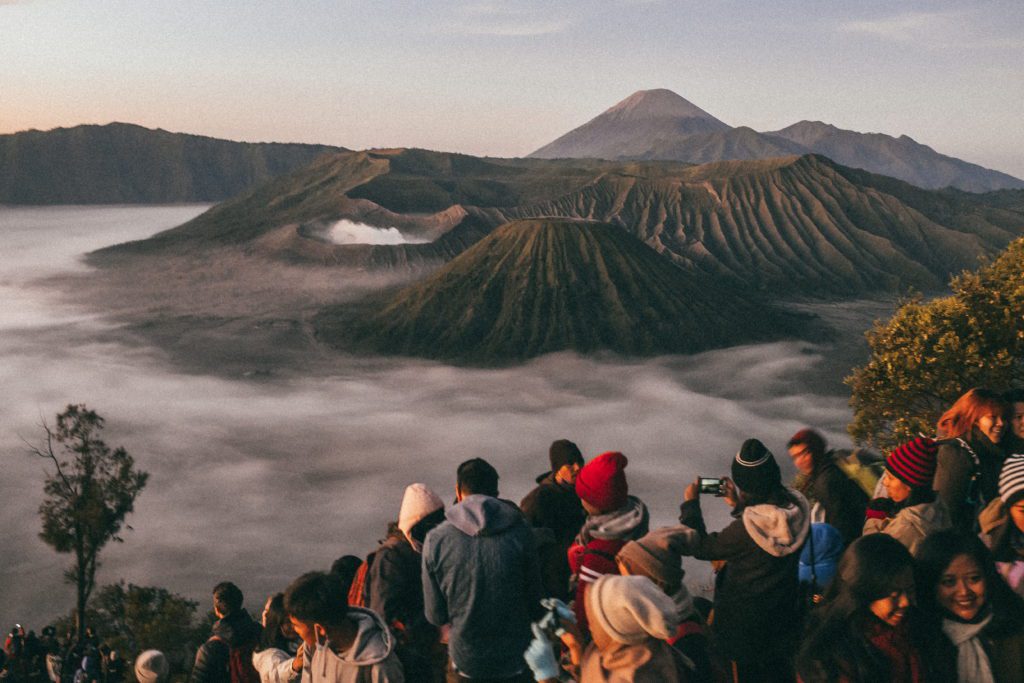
left=550, top=439, right=584, bottom=472
left=731, top=438, right=782, bottom=498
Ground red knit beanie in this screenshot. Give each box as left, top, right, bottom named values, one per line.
left=576, top=451, right=629, bottom=512
left=885, top=437, right=938, bottom=489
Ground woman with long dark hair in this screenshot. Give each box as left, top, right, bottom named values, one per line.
left=935, top=388, right=1008, bottom=532
left=916, top=530, right=1024, bottom=682
left=796, top=534, right=954, bottom=682
left=863, top=437, right=951, bottom=555
left=252, top=593, right=299, bottom=683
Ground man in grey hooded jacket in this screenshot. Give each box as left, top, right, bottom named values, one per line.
left=422, top=458, right=544, bottom=682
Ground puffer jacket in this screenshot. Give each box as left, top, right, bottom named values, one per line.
left=862, top=499, right=951, bottom=556
left=679, top=488, right=810, bottom=665
left=568, top=496, right=650, bottom=634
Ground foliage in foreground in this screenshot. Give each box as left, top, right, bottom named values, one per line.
left=847, top=237, right=1024, bottom=450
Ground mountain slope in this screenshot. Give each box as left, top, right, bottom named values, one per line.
left=316, top=219, right=804, bottom=363
left=769, top=121, right=1024, bottom=192
left=530, top=89, right=1024, bottom=192
left=530, top=89, right=731, bottom=159
left=0, top=123, right=343, bottom=204
left=93, top=149, right=1024, bottom=297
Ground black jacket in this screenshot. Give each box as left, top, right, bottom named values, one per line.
left=520, top=472, right=585, bottom=600
left=190, top=610, right=261, bottom=683
left=935, top=430, right=1006, bottom=532
left=680, top=493, right=808, bottom=664
left=801, top=457, right=868, bottom=544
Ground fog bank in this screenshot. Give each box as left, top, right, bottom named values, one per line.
left=0, top=206, right=878, bottom=628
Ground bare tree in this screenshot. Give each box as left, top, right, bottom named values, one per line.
left=29, top=404, right=149, bottom=641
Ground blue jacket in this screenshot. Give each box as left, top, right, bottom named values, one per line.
left=421, top=495, right=543, bottom=679
left=798, top=522, right=843, bottom=589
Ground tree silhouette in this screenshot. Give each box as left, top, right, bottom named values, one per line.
left=30, top=405, right=149, bottom=641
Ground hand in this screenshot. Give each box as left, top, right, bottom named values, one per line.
left=539, top=598, right=576, bottom=633
left=557, top=621, right=585, bottom=667
left=721, top=477, right=738, bottom=508
left=684, top=477, right=700, bottom=502
left=524, top=623, right=560, bottom=682
left=291, top=646, right=304, bottom=673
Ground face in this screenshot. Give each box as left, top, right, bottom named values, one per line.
left=1010, top=501, right=1024, bottom=534
left=869, top=568, right=914, bottom=627
left=976, top=412, right=1005, bottom=443
left=555, top=461, right=581, bottom=486
left=261, top=597, right=273, bottom=627
left=288, top=616, right=316, bottom=646
left=788, top=444, right=815, bottom=476
left=937, top=554, right=986, bottom=621
left=882, top=471, right=912, bottom=504
left=1011, top=402, right=1024, bottom=440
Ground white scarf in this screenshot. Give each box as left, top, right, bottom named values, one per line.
left=942, top=613, right=995, bottom=683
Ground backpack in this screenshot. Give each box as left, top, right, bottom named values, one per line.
left=209, top=636, right=260, bottom=683
left=347, top=552, right=375, bottom=608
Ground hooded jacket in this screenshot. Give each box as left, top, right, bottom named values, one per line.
left=568, top=496, right=650, bottom=634
left=862, top=499, right=951, bottom=556
left=679, top=488, right=810, bottom=663
left=521, top=471, right=586, bottom=600
left=421, top=495, right=542, bottom=679
left=797, top=455, right=869, bottom=544
left=300, top=607, right=404, bottom=683
left=190, top=610, right=262, bottom=683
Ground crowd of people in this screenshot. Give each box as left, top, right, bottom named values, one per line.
left=6, top=387, right=1024, bottom=682
left=1, top=626, right=129, bottom=683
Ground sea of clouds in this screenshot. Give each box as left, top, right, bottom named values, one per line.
left=0, top=206, right=862, bottom=627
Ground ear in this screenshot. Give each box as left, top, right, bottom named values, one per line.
left=454, top=484, right=464, bottom=502
left=314, top=623, right=327, bottom=639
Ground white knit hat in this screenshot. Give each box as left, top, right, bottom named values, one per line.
left=999, top=454, right=1024, bottom=506
left=398, top=483, right=445, bottom=538
left=585, top=574, right=679, bottom=644
left=134, top=650, right=169, bottom=683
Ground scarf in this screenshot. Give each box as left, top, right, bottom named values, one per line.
left=942, top=613, right=995, bottom=683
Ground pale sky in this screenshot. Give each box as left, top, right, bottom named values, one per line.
left=2, top=0, right=1023, bottom=177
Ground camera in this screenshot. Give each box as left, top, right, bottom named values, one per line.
left=699, top=477, right=725, bottom=496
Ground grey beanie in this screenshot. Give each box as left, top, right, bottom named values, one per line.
left=616, top=525, right=697, bottom=591
left=134, top=650, right=169, bottom=683
left=586, top=574, right=680, bottom=644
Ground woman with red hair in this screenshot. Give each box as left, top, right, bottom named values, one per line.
left=935, top=388, right=1008, bottom=532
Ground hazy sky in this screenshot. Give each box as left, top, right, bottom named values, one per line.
left=2, top=0, right=1023, bottom=176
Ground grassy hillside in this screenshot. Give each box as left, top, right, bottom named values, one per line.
left=0, top=123, right=342, bottom=204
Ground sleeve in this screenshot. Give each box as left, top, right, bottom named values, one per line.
left=370, top=652, right=405, bottom=683
left=934, top=444, right=972, bottom=528
left=420, top=542, right=448, bottom=627
left=678, top=500, right=752, bottom=561
left=369, top=547, right=413, bottom=628
left=189, top=638, right=227, bottom=683
left=521, top=524, right=546, bottom=621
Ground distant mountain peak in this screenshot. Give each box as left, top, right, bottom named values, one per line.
left=604, top=89, right=724, bottom=123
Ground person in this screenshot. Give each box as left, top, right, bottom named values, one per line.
left=935, top=388, right=1008, bottom=532
left=524, top=575, right=687, bottom=683
left=567, top=451, right=649, bottom=635
left=863, top=437, right=951, bottom=555
left=134, top=651, right=170, bottom=683
left=616, top=526, right=716, bottom=682
left=421, top=457, right=543, bottom=682
left=520, top=439, right=587, bottom=600
left=796, top=534, right=954, bottom=683
left=787, top=429, right=869, bottom=545
left=330, top=556, right=363, bottom=598
left=285, top=571, right=404, bottom=683
left=679, top=438, right=810, bottom=682
left=916, top=529, right=1024, bottom=682
left=1002, top=389, right=1024, bottom=456
left=190, top=582, right=262, bottom=683
left=104, top=649, right=126, bottom=683
left=252, top=593, right=300, bottom=683
left=979, top=453, right=1024, bottom=598
left=367, top=483, right=445, bottom=683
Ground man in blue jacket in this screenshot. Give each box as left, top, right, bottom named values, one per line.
left=421, top=458, right=543, bottom=682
